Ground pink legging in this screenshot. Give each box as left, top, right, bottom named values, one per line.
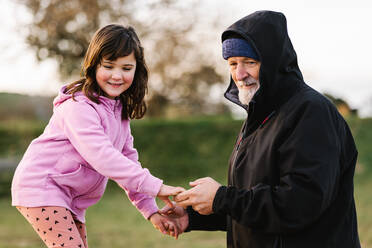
left=17, top=206, right=88, bottom=248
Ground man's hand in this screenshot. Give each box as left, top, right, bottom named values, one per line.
left=157, top=184, right=185, bottom=207
left=174, top=177, right=221, bottom=215
left=149, top=212, right=180, bottom=239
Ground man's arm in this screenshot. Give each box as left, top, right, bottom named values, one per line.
left=185, top=206, right=227, bottom=232
left=176, top=99, right=350, bottom=234
left=160, top=204, right=227, bottom=232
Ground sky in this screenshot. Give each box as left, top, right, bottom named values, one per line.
left=0, top=0, right=371, bottom=116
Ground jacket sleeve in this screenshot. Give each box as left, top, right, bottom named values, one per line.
left=185, top=206, right=227, bottom=232
left=59, top=100, right=163, bottom=197
left=213, top=100, right=346, bottom=234
left=125, top=190, right=158, bottom=220
left=120, top=128, right=159, bottom=219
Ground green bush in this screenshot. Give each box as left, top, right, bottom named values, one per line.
left=0, top=117, right=243, bottom=196
left=1, top=116, right=371, bottom=189
left=131, top=118, right=242, bottom=185
left=0, top=120, right=45, bottom=158
left=346, top=117, right=372, bottom=183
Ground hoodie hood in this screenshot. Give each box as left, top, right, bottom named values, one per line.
left=53, top=84, right=121, bottom=112
left=53, top=85, right=74, bottom=108
left=222, top=11, right=305, bottom=126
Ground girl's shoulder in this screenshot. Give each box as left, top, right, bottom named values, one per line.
left=53, top=93, right=102, bottom=123
left=54, top=85, right=97, bottom=107
left=54, top=90, right=100, bottom=110
left=53, top=85, right=120, bottom=120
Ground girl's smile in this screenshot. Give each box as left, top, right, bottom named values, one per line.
left=107, top=82, right=124, bottom=87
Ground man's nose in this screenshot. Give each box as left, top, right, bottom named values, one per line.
left=236, top=63, right=248, bottom=81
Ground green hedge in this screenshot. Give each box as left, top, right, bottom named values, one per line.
left=1, top=116, right=371, bottom=196
left=0, top=117, right=243, bottom=196
left=0, top=120, right=45, bottom=158
left=131, top=118, right=242, bottom=185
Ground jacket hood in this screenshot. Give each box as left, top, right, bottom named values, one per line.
left=222, top=11, right=305, bottom=123
left=53, top=84, right=121, bottom=112
left=53, top=85, right=74, bottom=108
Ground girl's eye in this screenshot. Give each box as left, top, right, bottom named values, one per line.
left=103, top=65, right=112, bottom=69
left=122, top=67, right=132, bottom=71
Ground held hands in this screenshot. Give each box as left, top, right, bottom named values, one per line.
left=152, top=178, right=221, bottom=238
left=174, top=177, right=221, bottom=215
left=153, top=184, right=185, bottom=239
left=159, top=203, right=189, bottom=233
left=157, top=184, right=185, bottom=207
left=150, top=204, right=189, bottom=239
left=149, top=213, right=181, bottom=239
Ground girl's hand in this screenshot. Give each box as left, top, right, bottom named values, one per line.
left=149, top=213, right=180, bottom=239
left=157, top=184, right=185, bottom=207
left=159, top=202, right=189, bottom=233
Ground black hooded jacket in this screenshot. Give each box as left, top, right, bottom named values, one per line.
left=186, top=11, right=360, bottom=248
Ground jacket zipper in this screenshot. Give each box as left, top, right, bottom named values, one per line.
left=230, top=102, right=253, bottom=186
left=275, top=235, right=283, bottom=248
left=230, top=121, right=247, bottom=186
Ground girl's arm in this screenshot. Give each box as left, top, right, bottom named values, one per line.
left=59, top=100, right=163, bottom=197
left=121, top=131, right=158, bottom=219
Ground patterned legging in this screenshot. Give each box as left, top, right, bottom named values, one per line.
left=17, top=206, right=88, bottom=248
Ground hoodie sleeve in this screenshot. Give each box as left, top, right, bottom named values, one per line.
left=124, top=190, right=158, bottom=219
left=213, top=99, right=345, bottom=234
left=59, top=100, right=163, bottom=197
left=120, top=129, right=159, bottom=219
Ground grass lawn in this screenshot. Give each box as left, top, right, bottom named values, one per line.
left=0, top=187, right=225, bottom=248
left=355, top=178, right=372, bottom=247
left=1, top=176, right=371, bottom=247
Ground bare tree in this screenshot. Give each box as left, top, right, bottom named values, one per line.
left=18, top=0, right=227, bottom=116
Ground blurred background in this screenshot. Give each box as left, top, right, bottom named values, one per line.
left=0, top=0, right=371, bottom=247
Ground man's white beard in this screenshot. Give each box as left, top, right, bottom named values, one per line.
left=237, top=78, right=260, bottom=105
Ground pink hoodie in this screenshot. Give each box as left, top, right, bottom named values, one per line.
left=11, top=85, right=162, bottom=223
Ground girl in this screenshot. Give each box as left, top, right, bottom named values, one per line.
left=11, top=24, right=183, bottom=247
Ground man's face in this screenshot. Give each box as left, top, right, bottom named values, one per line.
left=228, top=56, right=261, bottom=105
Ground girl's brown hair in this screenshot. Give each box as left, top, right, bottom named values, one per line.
left=66, top=24, right=148, bottom=119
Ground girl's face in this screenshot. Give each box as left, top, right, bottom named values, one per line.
left=96, top=52, right=137, bottom=99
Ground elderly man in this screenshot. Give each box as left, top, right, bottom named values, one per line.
left=163, top=10, right=361, bottom=248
